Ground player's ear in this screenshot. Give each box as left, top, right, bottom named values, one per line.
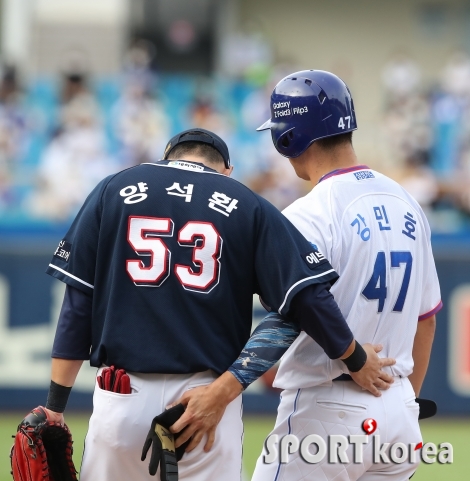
left=222, top=165, right=234, bottom=177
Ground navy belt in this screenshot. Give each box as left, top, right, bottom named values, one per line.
left=332, top=374, right=353, bottom=381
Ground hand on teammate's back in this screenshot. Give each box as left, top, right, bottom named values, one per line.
left=349, top=344, right=395, bottom=397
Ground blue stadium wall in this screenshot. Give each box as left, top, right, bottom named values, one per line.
left=0, top=234, right=469, bottom=415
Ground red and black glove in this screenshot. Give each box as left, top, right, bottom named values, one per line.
left=10, top=406, right=77, bottom=481
left=97, top=366, right=131, bottom=394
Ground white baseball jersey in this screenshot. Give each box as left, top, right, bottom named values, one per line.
left=274, top=165, right=442, bottom=390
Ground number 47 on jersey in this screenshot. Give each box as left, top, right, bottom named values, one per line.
left=362, top=251, right=413, bottom=313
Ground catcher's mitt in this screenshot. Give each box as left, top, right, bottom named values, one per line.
left=10, top=406, right=77, bottom=481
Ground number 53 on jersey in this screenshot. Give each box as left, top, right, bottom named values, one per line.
left=126, top=216, right=222, bottom=294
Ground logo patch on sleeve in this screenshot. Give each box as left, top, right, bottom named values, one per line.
left=53, top=240, right=72, bottom=262
left=302, top=245, right=328, bottom=269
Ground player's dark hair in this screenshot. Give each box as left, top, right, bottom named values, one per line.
left=166, top=141, right=225, bottom=167
left=316, top=132, right=353, bottom=151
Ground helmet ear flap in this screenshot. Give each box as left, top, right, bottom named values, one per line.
left=277, top=128, right=295, bottom=151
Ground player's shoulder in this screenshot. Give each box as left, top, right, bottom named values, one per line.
left=283, top=177, right=332, bottom=217
left=322, top=166, right=419, bottom=203
left=104, top=161, right=242, bottom=188
left=282, top=192, right=313, bottom=217
left=105, top=161, right=269, bottom=211
left=336, top=167, right=430, bottom=225
left=318, top=165, right=389, bottom=189
left=281, top=191, right=331, bottom=235
left=99, top=163, right=146, bottom=186
left=367, top=169, right=426, bottom=212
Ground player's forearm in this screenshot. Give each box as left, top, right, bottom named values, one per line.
left=287, top=284, right=372, bottom=373
left=229, top=282, right=364, bottom=391
left=46, top=358, right=83, bottom=413
left=206, top=371, right=244, bottom=405
left=409, top=315, right=436, bottom=396
left=338, top=340, right=356, bottom=359
left=51, top=358, right=84, bottom=387
left=228, top=312, right=300, bottom=389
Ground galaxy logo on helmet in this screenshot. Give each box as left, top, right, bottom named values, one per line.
left=257, top=70, right=357, bottom=158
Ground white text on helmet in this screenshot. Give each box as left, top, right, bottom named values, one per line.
left=274, top=109, right=291, bottom=118
left=273, top=101, right=290, bottom=109
left=293, top=106, right=308, bottom=115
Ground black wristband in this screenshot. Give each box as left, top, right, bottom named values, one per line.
left=342, top=341, right=367, bottom=373
left=45, top=380, right=72, bottom=413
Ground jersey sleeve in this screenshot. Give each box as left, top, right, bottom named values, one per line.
left=52, top=284, right=93, bottom=359
left=46, top=176, right=111, bottom=294
left=253, top=196, right=338, bottom=316
left=418, top=213, right=442, bottom=320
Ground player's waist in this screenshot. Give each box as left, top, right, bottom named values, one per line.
left=97, top=366, right=218, bottom=390
left=332, top=373, right=405, bottom=384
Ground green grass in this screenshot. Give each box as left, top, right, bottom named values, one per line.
left=1, top=412, right=468, bottom=480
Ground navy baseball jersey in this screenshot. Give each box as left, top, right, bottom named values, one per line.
left=46, top=160, right=338, bottom=374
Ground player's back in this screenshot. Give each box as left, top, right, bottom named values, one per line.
left=48, top=159, right=330, bottom=377
left=88, top=160, right=263, bottom=374
left=275, top=166, right=441, bottom=389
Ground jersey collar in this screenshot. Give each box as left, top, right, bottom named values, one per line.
left=318, top=165, right=370, bottom=183
left=155, top=159, right=218, bottom=173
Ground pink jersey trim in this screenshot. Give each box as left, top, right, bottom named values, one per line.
left=418, top=300, right=443, bottom=321
left=319, top=165, right=370, bottom=183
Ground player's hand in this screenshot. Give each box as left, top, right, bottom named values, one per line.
left=43, top=407, right=65, bottom=426
left=168, top=372, right=242, bottom=453
left=167, top=385, right=224, bottom=453
left=349, top=344, right=395, bottom=397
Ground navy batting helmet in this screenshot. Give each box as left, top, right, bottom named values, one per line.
left=257, top=70, right=357, bottom=158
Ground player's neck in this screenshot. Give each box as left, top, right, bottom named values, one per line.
left=289, top=143, right=358, bottom=185
left=167, top=154, right=233, bottom=176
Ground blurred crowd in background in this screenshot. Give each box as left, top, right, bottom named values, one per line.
left=383, top=51, right=470, bottom=233
left=0, top=39, right=469, bottom=233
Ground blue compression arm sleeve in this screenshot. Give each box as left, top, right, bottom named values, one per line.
left=228, top=312, right=300, bottom=389
left=52, top=284, right=92, bottom=360
left=228, top=282, right=354, bottom=390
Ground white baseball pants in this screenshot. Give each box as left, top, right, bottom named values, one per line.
left=80, top=369, right=243, bottom=481
left=252, top=377, right=421, bottom=481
